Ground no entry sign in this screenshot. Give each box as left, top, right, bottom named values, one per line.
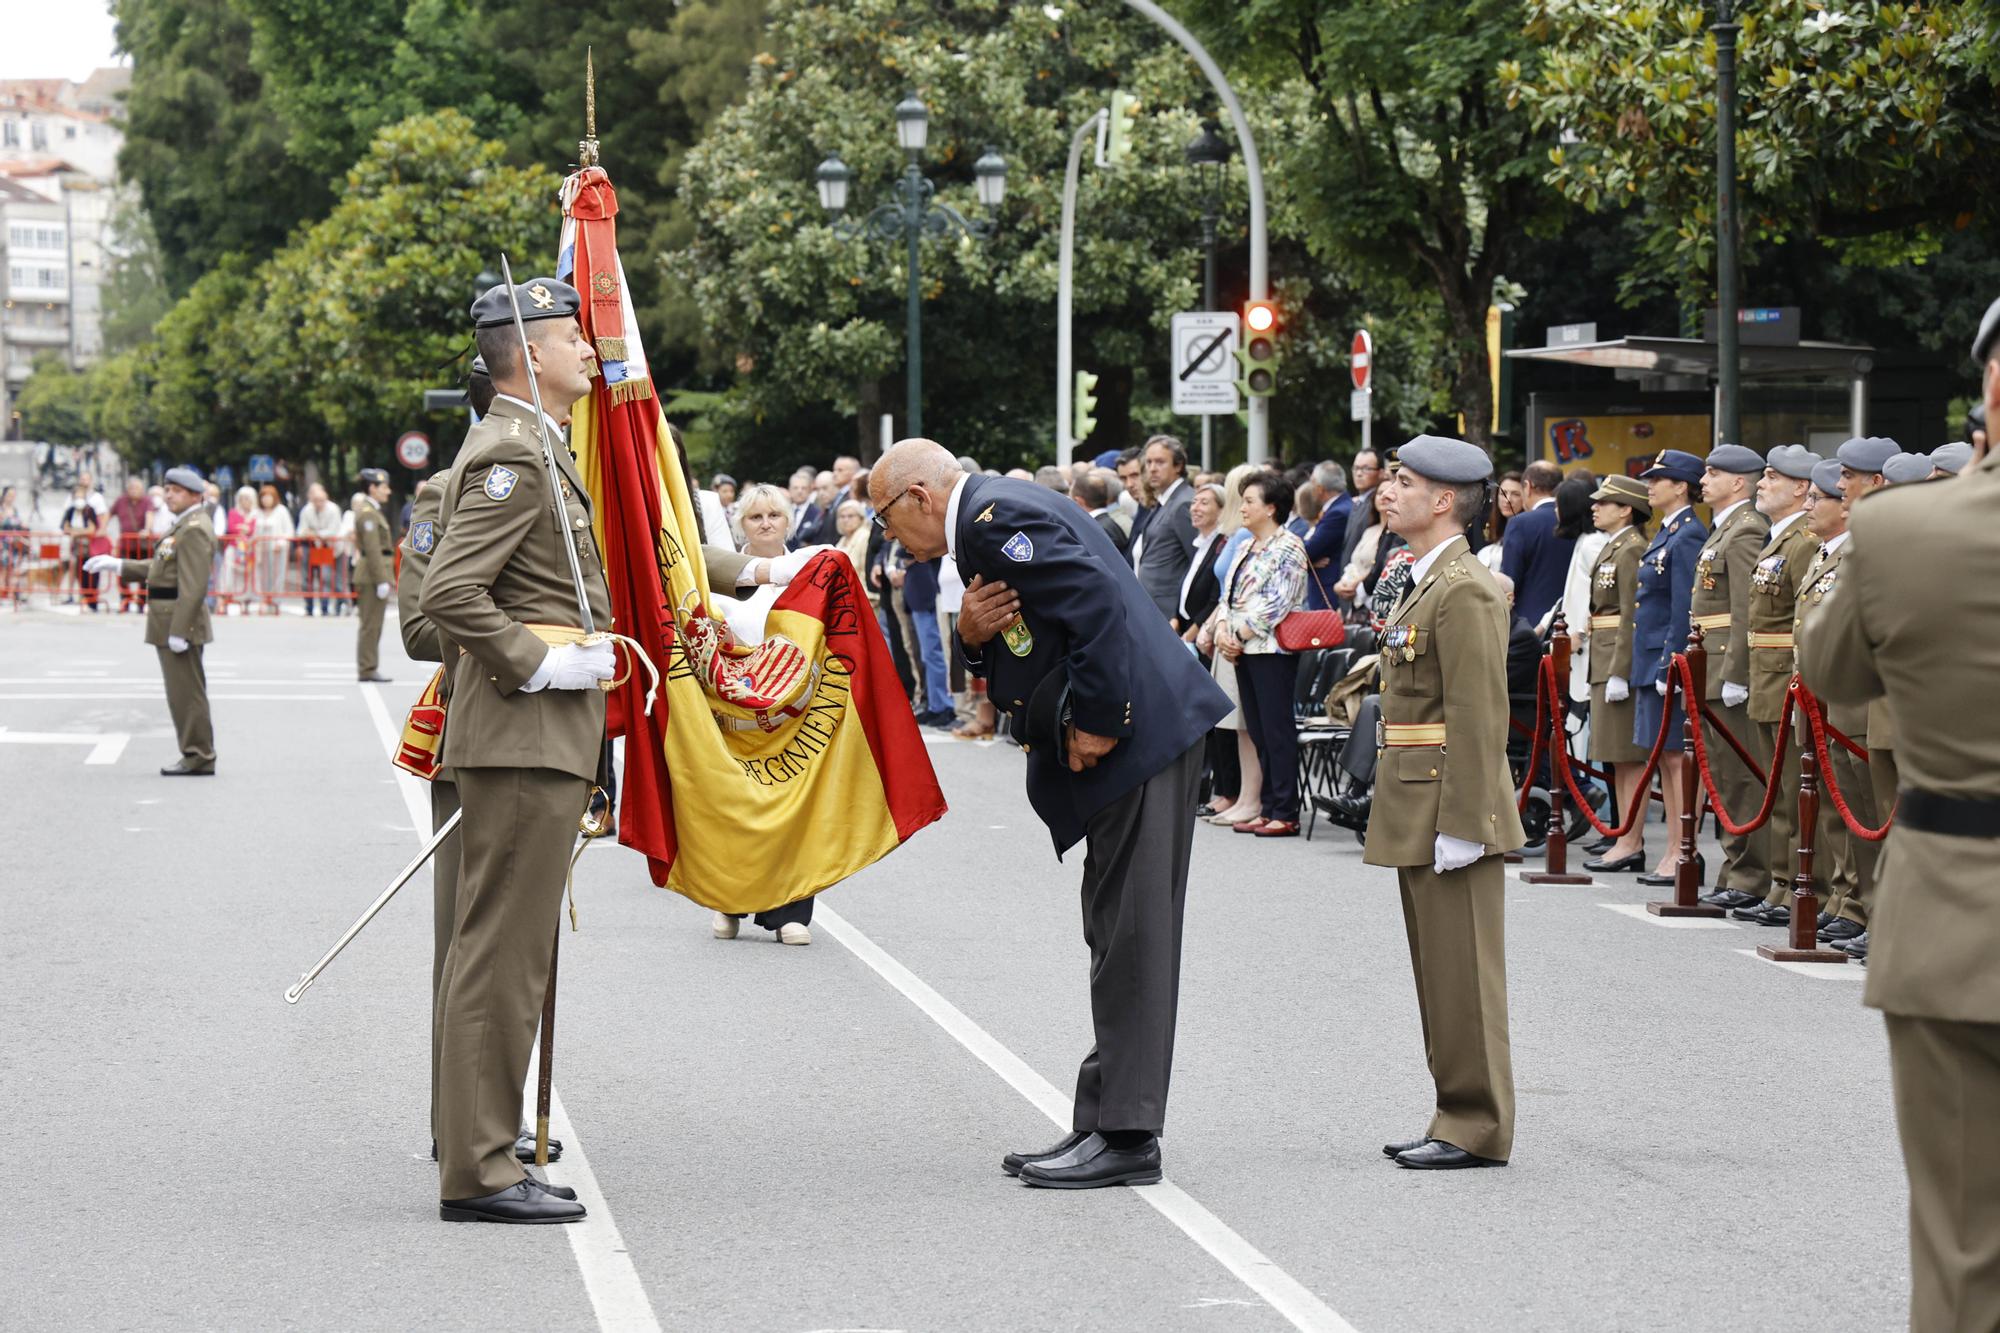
left=1350, top=330, right=1372, bottom=392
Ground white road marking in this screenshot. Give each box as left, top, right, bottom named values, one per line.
left=0, top=728, right=130, bottom=764
left=814, top=903, right=1356, bottom=1333
left=1597, top=903, right=1739, bottom=930
left=356, top=682, right=660, bottom=1333
left=1735, top=948, right=1866, bottom=980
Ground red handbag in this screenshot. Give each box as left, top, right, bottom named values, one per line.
left=1274, top=563, right=1345, bottom=651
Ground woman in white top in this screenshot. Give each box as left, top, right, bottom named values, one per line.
left=252, top=483, right=294, bottom=613
left=1544, top=473, right=1607, bottom=703
left=1200, top=464, right=1266, bottom=826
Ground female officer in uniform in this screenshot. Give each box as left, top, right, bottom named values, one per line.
left=1628, top=450, right=1708, bottom=887
left=1581, top=475, right=1651, bottom=873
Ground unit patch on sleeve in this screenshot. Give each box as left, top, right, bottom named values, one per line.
left=484, top=465, right=519, bottom=501
left=411, top=520, right=435, bottom=555
left=1002, top=530, right=1034, bottom=563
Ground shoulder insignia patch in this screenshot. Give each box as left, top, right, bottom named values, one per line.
left=1444, top=560, right=1466, bottom=580
left=411, top=520, right=435, bottom=555
left=975, top=503, right=996, bottom=524
left=1002, top=530, right=1033, bottom=563
left=485, top=465, right=519, bottom=501
left=361, top=519, right=376, bottom=534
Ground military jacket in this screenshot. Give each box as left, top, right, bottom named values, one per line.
left=420, top=398, right=613, bottom=783
left=398, top=469, right=453, bottom=666
left=1630, top=506, right=1707, bottom=689
left=1361, top=535, right=1529, bottom=869
left=1688, top=501, right=1769, bottom=697
left=1743, top=514, right=1818, bottom=724
left=1585, top=525, right=1644, bottom=687
left=1793, top=539, right=1865, bottom=735
left=354, top=497, right=396, bottom=585
left=118, top=506, right=215, bottom=648
left=1797, top=461, right=2000, bottom=1023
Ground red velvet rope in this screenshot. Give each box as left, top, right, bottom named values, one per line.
left=1515, top=656, right=1551, bottom=814
left=1794, top=682, right=1895, bottom=842
left=1550, top=661, right=1678, bottom=840
left=1674, top=656, right=1789, bottom=838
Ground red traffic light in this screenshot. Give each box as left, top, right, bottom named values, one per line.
left=1244, top=300, right=1277, bottom=333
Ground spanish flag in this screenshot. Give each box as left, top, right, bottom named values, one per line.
left=556, top=164, right=946, bottom=913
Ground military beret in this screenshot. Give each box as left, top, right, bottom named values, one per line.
left=358, top=468, right=390, bottom=488
left=470, top=277, right=581, bottom=330
left=1930, top=441, right=1973, bottom=475
left=1763, top=444, right=1818, bottom=480
left=163, top=466, right=205, bottom=493
left=1835, top=436, right=1901, bottom=474
left=1705, top=443, right=1763, bottom=474
left=1882, top=452, right=1933, bottom=485
left=1973, top=295, right=2000, bottom=365
left=1638, top=448, right=1704, bottom=485
left=1811, top=458, right=1844, bottom=498
left=1395, top=434, right=1492, bottom=485
left=1590, top=473, right=1651, bottom=515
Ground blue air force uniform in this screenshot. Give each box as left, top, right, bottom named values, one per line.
left=949, top=473, right=1229, bottom=1136
left=1630, top=498, right=1707, bottom=751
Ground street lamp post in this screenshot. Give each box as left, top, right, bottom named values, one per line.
left=814, top=95, right=1006, bottom=440
left=1185, top=117, right=1231, bottom=473
left=1713, top=0, right=1741, bottom=448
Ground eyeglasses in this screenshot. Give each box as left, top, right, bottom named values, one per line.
left=870, top=488, right=914, bottom=532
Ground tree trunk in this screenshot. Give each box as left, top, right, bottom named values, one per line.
left=856, top=376, right=883, bottom=461
left=1439, top=278, right=1494, bottom=451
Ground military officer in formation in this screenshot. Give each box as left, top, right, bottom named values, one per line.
left=353, top=467, right=396, bottom=682
left=1625, top=450, right=1707, bottom=887
left=1365, top=435, right=1527, bottom=1170
left=1796, top=297, right=2000, bottom=1332
left=85, top=467, right=217, bottom=775
left=1579, top=475, right=1651, bottom=872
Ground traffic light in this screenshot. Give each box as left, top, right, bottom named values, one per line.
left=1104, top=91, right=1140, bottom=167
left=1236, top=301, right=1279, bottom=397
left=1073, top=370, right=1100, bottom=442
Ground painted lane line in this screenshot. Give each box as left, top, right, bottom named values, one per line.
left=813, top=903, right=1356, bottom=1333
left=0, top=729, right=131, bottom=764
left=356, top=683, right=659, bottom=1333
left=1735, top=949, right=1867, bottom=981
left=1597, top=903, right=1739, bottom=930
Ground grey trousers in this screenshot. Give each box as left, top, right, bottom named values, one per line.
left=1072, top=739, right=1205, bottom=1134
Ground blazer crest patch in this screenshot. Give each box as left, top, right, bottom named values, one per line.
left=411, top=520, right=435, bottom=555
left=484, top=465, right=519, bottom=501
left=1002, top=530, right=1034, bottom=563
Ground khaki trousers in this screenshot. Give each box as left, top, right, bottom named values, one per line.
left=1704, top=698, right=1767, bottom=893
left=434, top=766, right=585, bottom=1199
left=1398, top=855, right=1515, bottom=1162
left=1885, top=1015, right=2000, bottom=1332
left=356, top=582, right=386, bottom=675
left=428, top=777, right=461, bottom=1143
left=1825, top=732, right=1877, bottom=925
left=157, top=644, right=215, bottom=768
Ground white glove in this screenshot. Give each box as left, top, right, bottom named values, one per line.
left=1434, top=833, right=1485, bottom=875
left=763, top=544, right=833, bottom=586
left=1605, top=676, right=1629, bottom=702
left=1721, top=681, right=1749, bottom=708
left=167, top=634, right=189, bottom=654
left=375, top=581, right=391, bottom=600
left=1656, top=678, right=1669, bottom=697
left=84, top=554, right=122, bottom=575
left=521, top=640, right=616, bottom=692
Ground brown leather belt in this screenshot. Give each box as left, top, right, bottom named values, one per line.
left=148, top=588, right=177, bottom=601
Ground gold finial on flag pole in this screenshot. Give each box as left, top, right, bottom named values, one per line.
left=579, top=46, right=600, bottom=168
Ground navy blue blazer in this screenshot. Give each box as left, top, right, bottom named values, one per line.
left=1301, top=492, right=1351, bottom=609
left=952, top=475, right=1230, bottom=854
left=1630, top=506, right=1708, bottom=688
left=1498, top=500, right=1574, bottom=626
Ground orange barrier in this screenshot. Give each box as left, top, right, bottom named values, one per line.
left=1, top=530, right=376, bottom=612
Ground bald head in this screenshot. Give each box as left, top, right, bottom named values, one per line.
left=869, top=438, right=966, bottom=559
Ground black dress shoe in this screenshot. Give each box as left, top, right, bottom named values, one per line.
left=440, top=1179, right=585, bottom=1223
left=1815, top=911, right=1836, bottom=931
left=1017, top=1133, right=1162, bottom=1189
left=1583, top=850, right=1646, bottom=874
left=1394, top=1140, right=1504, bottom=1170
left=1382, top=1136, right=1430, bottom=1159
left=1702, top=889, right=1762, bottom=910
left=1636, top=854, right=1705, bottom=888
left=1584, top=838, right=1615, bottom=856
left=1750, top=904, right=1791, bottom=927
left=1818, top=917, right=1865, bottom=944
left=1003, top=1130, right=1090, bottom=1177
left=1731, top=901, right=1776, bottom=922
left=514, top=1130, right=564, bottom=1163
left=160, top=762, right=214, bottom=776
left=1834, top=930, right=1869, bottom=958
left=526, top=1175, right=577, bottom=1201
left=358, top=672, right=393, bottom=683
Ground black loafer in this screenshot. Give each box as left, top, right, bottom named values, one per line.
left=1583, top=850, right=1645, bottom=874
left=440, top=1179, right=585, bottom=1223
left=1003, top=1130, right=1090, bottom=1177
left=160, top=762, right=214, bottom=776
left=1382, top=1136, right=1430, bottom=1159
left=1818, top=918, right=1865, bottom=944
left=1395, top=1140, right=1504, bottom=1170
left=514, top=1131, right=564, bottom=1164
left=1017, top=1134, right=1162, bottom=1189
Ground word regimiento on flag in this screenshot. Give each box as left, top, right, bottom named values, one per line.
left=556, top=164, right=946, bottom=914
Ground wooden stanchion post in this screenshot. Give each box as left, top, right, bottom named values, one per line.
left=1759, top=691, right=1847, bottom=963
left=1523, top=616, right=1591, bottom=886
left=1651, top=627, right=1725, bottom=917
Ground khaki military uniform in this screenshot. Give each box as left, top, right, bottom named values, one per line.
left=354, top=496, right=396, bottom=677
left=118, top=506, right=217, bottom=770
left=421, top=400, right=612, bottom=1201
left=1790, top=540, right=1871, bottom=924
left=1798, top=458, right=2000, bottom=1333
left=1745, top=513, right=1819, bottom=906
left=1689, top=501, right=1771, bottom=893
left=1585, top=525, right=1647, bottom=763
left=1363, top=535, right=1528, bottom=1162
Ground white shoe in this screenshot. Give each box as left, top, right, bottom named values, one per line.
left=711, top=911, right=739, bottom=940
left=777, top=923, right=811, bottom=946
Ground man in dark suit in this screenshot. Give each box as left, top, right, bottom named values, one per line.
left=1069, top=471, right=1130, bottom=558
left=1499, top=459, right=1573, bottom=625
left=1302, top=460, right=1351, bottom=609
left=1132, top=435, right=1196, bottom=620
left=870, top=438, right=1232, bottom=1189
left=787, top=467, right=828, bottom=550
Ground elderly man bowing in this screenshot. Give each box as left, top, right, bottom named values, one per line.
left=871, top=438, right=1230, bottom=1189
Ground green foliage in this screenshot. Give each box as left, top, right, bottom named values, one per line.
left=99, top=201, right=174, bottom=355
left=15, top=355, right=96, bottom=448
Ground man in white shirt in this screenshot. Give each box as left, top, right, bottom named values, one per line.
left=296, top=483, right=345, bottom=616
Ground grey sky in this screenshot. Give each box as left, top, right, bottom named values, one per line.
left=0, top=0, right=124, bottom=83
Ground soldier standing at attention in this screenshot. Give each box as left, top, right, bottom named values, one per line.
left=1688, top=444, right=1771, bottom=901
left=354, top=468, right=395, bottom=682
left=1628, top=450, right=1708, bottom=889
left=85, top=467, right=217, bottom=775
left=1796, top=297, right=2000, bottom=1331
left=1578, top=475, right=1650, bottom=874
left=1365, top=435, right=1527, bottom=1171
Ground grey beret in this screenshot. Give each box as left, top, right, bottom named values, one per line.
left=1930, top=441, right=1973, bottom=475
left=1706, top=443, right=1764, bottom=474
left=1882, top=452, right=1934, bottom=485
left=1835, top=435, right=1902, bottom=474
left=1764, top=444, right=1817, bottom=480
left=1396, top=434, right=1493, bottom=485
left=1974, top=295, right=2000, bottom=364
left=470, top=277, right=581, bottom=330
left=163, top=466, right=205, bottom=493
left=1811, top=458, right=1844, bottom=498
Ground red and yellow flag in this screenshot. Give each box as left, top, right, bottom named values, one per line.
left=556, top=166, right=945, bottom=913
